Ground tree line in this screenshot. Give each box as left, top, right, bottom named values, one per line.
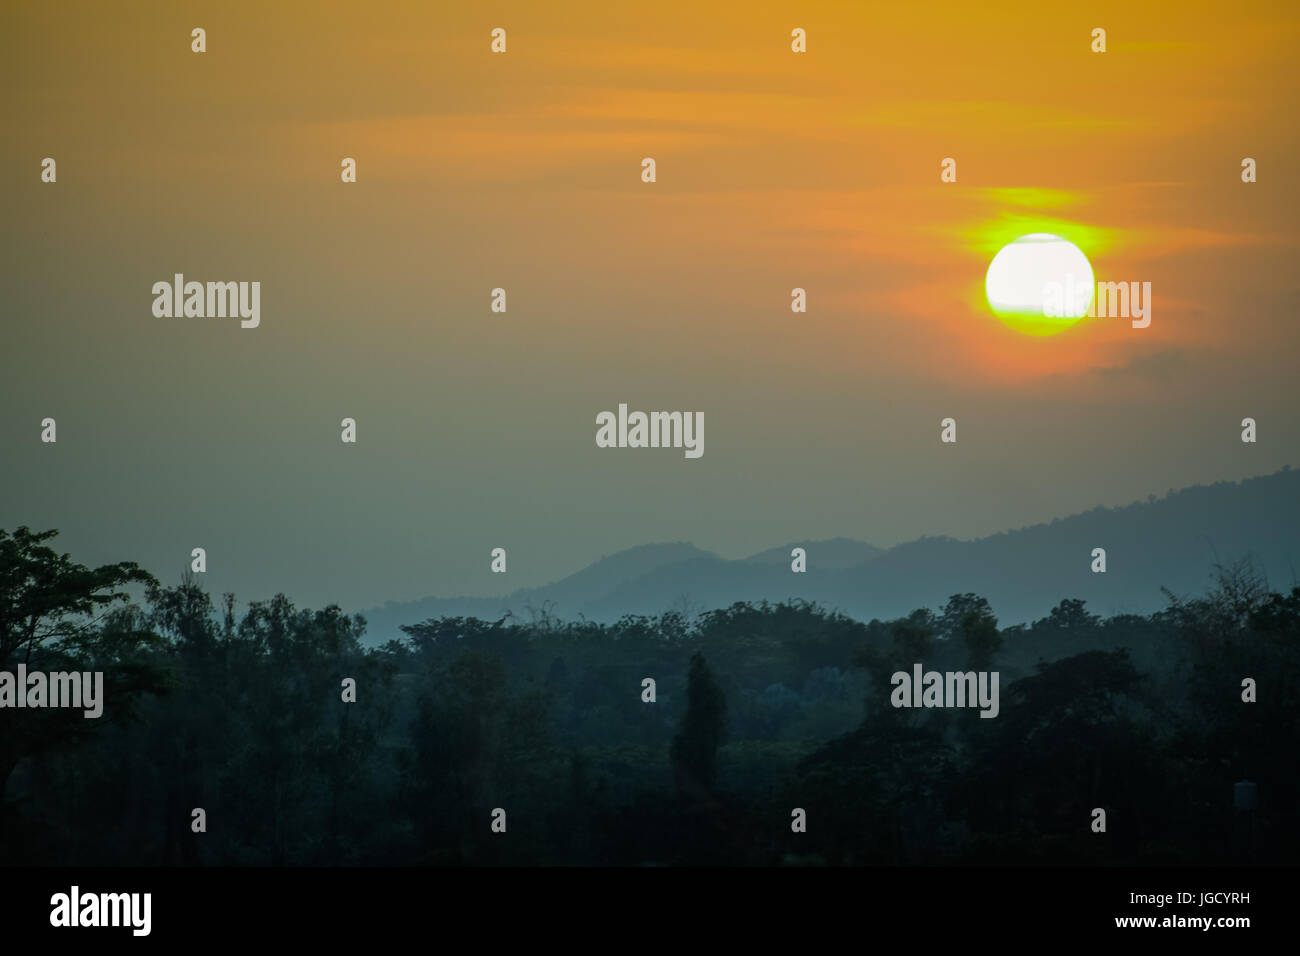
left=2, top=526, right=1295, bottom=865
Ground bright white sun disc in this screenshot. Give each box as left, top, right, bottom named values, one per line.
left=985, top=233, right=1093, bottom=332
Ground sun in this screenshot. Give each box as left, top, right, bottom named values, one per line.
left=985, top=233, right=1093, bottom=335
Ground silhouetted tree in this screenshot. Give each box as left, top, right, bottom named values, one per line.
left=891, top=608, right=937, bottom=663
left=0, top=527, right=164, bottom=851
left=959, top=606, right=1001, bottom=669
left=1037, top=598, right=1101, bottom=632
left=939, top=594, right=993, bottom=641
left=671, top=652, right=727, bottom=797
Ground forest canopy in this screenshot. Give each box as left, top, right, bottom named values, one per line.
left=2, top=528, right=1295, bottom=867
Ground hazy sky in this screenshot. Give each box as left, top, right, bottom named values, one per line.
left=3, top=1, right=1298, bottom=611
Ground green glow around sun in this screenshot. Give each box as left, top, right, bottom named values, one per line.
left=956, top=211, right=1114, bottom=336
left=963, top=212, right=1113, bottom=260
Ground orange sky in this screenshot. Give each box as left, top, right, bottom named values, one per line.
left=7, top=0, right=1297, bottom=387
left=3, top=1, right=1297, bottom=608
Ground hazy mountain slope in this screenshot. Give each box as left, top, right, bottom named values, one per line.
left=360, top=469, right=1300, bottom=642
left=743, top=538, right=884, bottom=568
left=360, top=542, right=716, bottom=640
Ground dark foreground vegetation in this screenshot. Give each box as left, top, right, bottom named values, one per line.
left=2, top=527, right=1295, bottom=865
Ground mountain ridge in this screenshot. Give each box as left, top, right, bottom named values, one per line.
left=358, top=468, right=1299, bottom=643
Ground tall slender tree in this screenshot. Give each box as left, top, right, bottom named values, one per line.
left=670, top=652, right=727, bottom=796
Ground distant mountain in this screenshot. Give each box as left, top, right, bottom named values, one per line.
left=743, top=538, right=884, bottom=568
left=359, top=468, right=1300, bottom=644
left=360, top=542, right=719, bottom=641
